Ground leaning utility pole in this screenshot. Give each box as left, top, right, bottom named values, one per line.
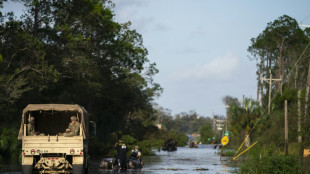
left=262, top=69, right=282, bottom=114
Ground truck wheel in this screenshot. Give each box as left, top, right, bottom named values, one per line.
left=22, top=165, right=33, bottom=174
left=72, top=164, right=84, bottom=174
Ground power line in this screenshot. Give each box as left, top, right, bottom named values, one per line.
left=234, top=41, right=310, bottom=157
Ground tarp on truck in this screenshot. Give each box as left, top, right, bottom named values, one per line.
left=18, top=104, right=88, bottom=139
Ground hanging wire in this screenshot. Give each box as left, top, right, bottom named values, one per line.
left=234, top=41, right=310, bottom=159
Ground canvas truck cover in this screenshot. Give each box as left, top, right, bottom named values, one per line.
left=18, top=104, right=88, bottom=139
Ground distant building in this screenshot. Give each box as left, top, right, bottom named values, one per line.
left=212, top=115, right=226, bottom=138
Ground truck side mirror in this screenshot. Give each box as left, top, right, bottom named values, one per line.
left=89, top=121, right=96, bottom=138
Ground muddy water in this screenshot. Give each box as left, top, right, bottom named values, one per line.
left=0, top=144, right=238, bottom=174
left=92, top=144, right=238, bottom=174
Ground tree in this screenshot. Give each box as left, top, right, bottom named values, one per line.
left=0, top=0, right=162, bottom=157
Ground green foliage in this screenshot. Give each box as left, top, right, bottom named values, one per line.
left=0, top=0, right=163, bottom=159
left=164, top=130, right=188, bottom=147
left=121, top=135, right=136, bottom=145
left=199, top=124, right=215, bottom=144
left=155, top=107, right=213, bottom=134
left=236, top=14, right=310, bottom=172
left=218, top=149, right=236, bottom=156
left=136, top=140, right=153, bottom=155
left=0, top=127, right=21, bottom=163
left=241, top=154, right=301, bottom=174
left=273, top=89, right=298, bottom=109
left=227, top=97, right=261, bottom=146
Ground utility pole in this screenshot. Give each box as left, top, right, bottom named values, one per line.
left=225, top=105, right=229, bottom=132
left=285, top=100, right=288, bottom=155
left=262, top=69, right=282, bottom=114
left=306, top=62, right=310, bottom=118
left=298, top=90, right=302, bottom=143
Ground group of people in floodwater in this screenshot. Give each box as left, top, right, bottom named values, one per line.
left=99, top=139, right=143, bottom=170
left=114, top=139, right=143, bottom=170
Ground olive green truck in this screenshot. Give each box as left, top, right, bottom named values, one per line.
left=18, top=104, right=95, bottom=174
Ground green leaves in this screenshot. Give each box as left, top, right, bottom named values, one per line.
left=0, top=0, right=162, bottom=158
left=0, top=127, right=20, bottom=163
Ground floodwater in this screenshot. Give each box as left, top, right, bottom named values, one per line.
left=91, top=144, right=238, bottom=174
left=0, top=144, right=238, bottom=174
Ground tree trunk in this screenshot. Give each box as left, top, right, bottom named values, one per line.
left=257, top=71, right=260, bottom=104
left=278, top=37, right=285, bottom=94
left=285, top=100, right=288, bottom=155
left=258, top=56, right=264, bottom=106
left=298, top=90, right=301, bottom=143
left=33, top=2, right=39, bottom=37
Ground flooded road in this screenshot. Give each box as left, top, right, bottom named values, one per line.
left=92, top=144, right=238, bottom=174
left=0, top=144, right=238, bottom=174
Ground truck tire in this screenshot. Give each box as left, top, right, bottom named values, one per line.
left=22, top=165, right=33, bottom=174
left=72, top=164, right=84, bottom=174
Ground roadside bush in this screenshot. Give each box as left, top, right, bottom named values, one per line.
left=241, top=154, right=301, bottom=174
left=0, top=128, right=21, bottom=163
left=164, top=130, right=188, bottom=147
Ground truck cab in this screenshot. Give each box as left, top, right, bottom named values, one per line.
left=18, top=104, right=95, bottom=174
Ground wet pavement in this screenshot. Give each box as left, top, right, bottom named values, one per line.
left=0, top=144, right=238, bottom=174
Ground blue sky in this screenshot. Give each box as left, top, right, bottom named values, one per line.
left=3, top=0, right=310, bottom=117
left=112, top=0, right=310, bottom=117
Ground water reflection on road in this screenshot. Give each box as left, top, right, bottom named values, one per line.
left=0, top=144, right=238, bottom=174
left=92, top=144, right=238, bottom=174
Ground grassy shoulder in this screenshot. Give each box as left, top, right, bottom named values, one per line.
left=238, top=144, right=302, bottom=174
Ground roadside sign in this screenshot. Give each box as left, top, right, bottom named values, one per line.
left=224, top=131, right=230, bottom=136
left=221, top=135, right=229, bottom=146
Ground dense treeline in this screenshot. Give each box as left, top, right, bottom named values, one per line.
left=154, top=105, right=214, bottom=144
left=225, top=15, right=310, bottom=173
left=0, top=0, right=162, bottom=161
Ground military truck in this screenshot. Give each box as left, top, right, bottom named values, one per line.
left=18, top=104, right=96, bottom=174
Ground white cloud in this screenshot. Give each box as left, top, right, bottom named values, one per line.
left=169, top=52, right=240, bottom=81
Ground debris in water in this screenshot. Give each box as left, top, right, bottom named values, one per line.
left=167, top=168, right=183, bottom=171
left=195, top=168, right=209, bottom=171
